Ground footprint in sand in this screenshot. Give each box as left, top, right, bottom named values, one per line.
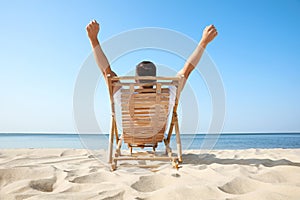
left=29, top=177, right=56, bottom=192
left=98, top=189, right=125, bottom=199
left=69, top=171, right=115, bottom=184
left=252, top=171, right=285, bottom=184
left=218, top=177, right=263, bottom=195
left=131, top=174, right=173, bottom=192
left=0, top=167, right=54, bottom=187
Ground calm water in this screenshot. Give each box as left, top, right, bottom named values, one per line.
left=0, top=133, right=300, bottom=150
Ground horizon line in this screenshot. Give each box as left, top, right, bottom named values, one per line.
left=1, top=131, right=300, bottom=134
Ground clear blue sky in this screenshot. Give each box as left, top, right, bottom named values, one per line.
left=0, top=0, right=299, bottom=133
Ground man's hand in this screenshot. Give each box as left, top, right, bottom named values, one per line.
left=177, top=25, right=218, bottom=80
left=86, top=20, right=100, bottom=41
left=200, top=25, right=218, bottom=48
left=86, top=20, right=117, bottom=83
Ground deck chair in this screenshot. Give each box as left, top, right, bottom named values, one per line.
left=106, top=74, right=184, bottom=170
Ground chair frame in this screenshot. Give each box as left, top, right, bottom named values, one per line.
left=106, top=74, right=184, bottom=170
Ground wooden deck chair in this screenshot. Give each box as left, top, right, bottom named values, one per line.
left=106, top=74, right=184, bottom=170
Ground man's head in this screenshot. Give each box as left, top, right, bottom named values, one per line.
left=135, top=61, right=156, bottom=84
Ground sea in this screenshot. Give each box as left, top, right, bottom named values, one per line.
left=0, top=133, right=300, bottom=150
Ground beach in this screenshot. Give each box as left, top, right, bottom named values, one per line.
left=1, top=148, right=300, bottom=200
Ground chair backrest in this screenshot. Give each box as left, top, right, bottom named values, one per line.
left=107, top=76, right=183, bottom=146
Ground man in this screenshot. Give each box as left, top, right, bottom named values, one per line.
left=86, top=20, right=217, bottom=92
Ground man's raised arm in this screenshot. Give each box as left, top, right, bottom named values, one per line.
left=86, top=20, right=117, bottom=79
left=177, top=25, right=218, bottom=79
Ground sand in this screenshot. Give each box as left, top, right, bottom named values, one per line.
left=1, top=148, right=300, bottom=200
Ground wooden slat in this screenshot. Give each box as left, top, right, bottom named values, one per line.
left=122, top=125, right=166, bottom=130
left=121, top=98, right=170, bottom=103
left=122, top=130, right=166, bottom=135
left=122, top=114, right=163, bottom=119
left=123, top=130, right=166, bottom=135
left=123, top=127, right=165, bottom=132
left=122, top=119, right=167, bottom=123
left=121, top=104, right=169, bottom=108
left=122, top=110, right=168, bottom=114
left=121, top=101, right=169, bottom=105
left=121, top=114, right=168, bottom=119
left=123, top=133, right=164, bottom=139
left=121, top=108, right=169, bottom=113
left=121, top=94, right=170, bottom=99
left=122, top=117, right=168, bottom=121
left=114, top=157, right=172, bottom=161
left=121, top=98, right=170, bottom=102
left=120, top=88, right=170, bottom=93
left=122, top=102, right=169, bottom=105
left=122, top=107, right=169, bottom=112
left=123, top=135, right=164, bottom=142
left=121, top=93, right=170, bottom=98
left=111, top=76, right=181, bottom=81
left=122, top=119, right=167, bottom=124
left=123, top=132, right=165, bottom=138
left=121, top=115, right=168, bottom=120
left=122, top=111, right=168, bottom=115
left=122, top=134, right=165, bottom=139
left=113, top=82, right=178, bottom=87
left=121, top=102, right=170, bottom=107
left=123, top=134, right=164, bottom=139
left=121, top=116, right=168, bottom=120
left=121, top=108, right=168, bottom=113
left=123, top=139, right=164, bottom=145
left=122, top=118, right=167, bottom=122
left=123, top=135, right=165, bottom=143
left=122, top=124, right=166, bottom=128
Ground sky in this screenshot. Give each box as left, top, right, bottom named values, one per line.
left=0, top=0, right=299, bottom=133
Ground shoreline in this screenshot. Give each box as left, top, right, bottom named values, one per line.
left=1, top=133, right=300, bottom=150
left=1, top=132, right=300, bottom=135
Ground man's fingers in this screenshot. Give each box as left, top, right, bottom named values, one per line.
left=95, top=20, right=99, bottom=26
left=86, top=20, right=99, bottom=31
left=92, top=20, right=99, bottom=29
left=207, top=25, right=217, bottom=35
left=207, top=25, right=215, bottom=32
left=208, top=28, right=217, bottom=34
left=88, top=20, right=98, bottom=26
left=91, top=20, right=99, bottom=26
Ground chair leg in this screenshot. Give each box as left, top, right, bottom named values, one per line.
left=108, top=136, right=114, bottom=164
left=152, top=143, right=157, bottom=153
left=172, top=158, right=179, bottom=170
left=108, top=117, right=115, bottom=163
left=165, top=141, right=172, bottom=157
left=175, top=122, right=182, bottom=163
left=111, top=159, right=117, bottom=171
left=115, top=138, right=122, bottom=157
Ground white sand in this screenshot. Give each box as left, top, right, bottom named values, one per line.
left=1, top=148, right=300, bottom=200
